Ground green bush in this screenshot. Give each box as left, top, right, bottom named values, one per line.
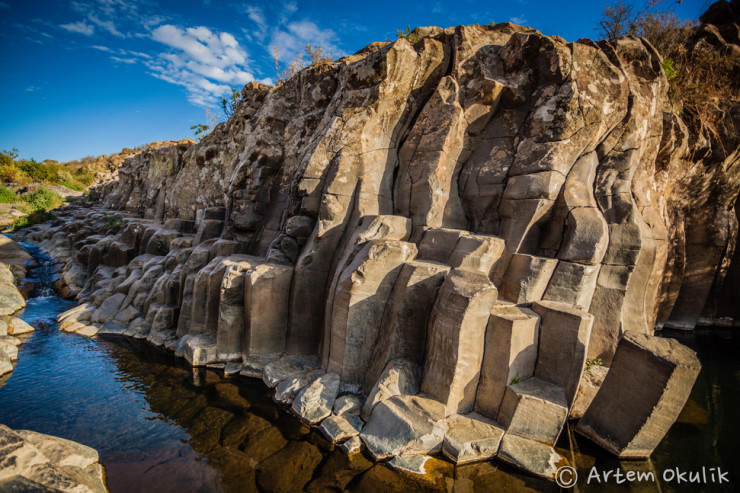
left=104, top=213, right=125, bottom=233
left=396, top=25, right=420, bottom=43
left=21, top=187, right=63, bottom=212
left=11, top=210, right=55, bottom=230
left=0, top=185, right=18, bottom=203
left=60, top=181, right=84, bottom=192
left=663, top=57, right=678, bottom=80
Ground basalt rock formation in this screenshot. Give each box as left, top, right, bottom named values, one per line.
left=14, top=15, right=740, bottom=480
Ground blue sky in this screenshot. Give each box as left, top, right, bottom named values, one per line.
left=0, top=0, right=710, bottom=162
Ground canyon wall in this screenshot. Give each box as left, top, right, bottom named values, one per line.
left=15, top=17, right=739, bottom=480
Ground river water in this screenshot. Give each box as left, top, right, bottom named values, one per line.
left=0, top=242, right=737, bottom=492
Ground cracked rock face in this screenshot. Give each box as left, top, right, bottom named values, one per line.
left=15, top=17, right=740, bottom=480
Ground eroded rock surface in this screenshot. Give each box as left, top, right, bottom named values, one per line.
left=0, top=424, right=108, bottom=493
left=13, top=14, right=740, bottom=480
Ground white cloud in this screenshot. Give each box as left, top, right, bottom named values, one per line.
left=110, top=56, right=136, bottom=64
left=25, top=85, right=40, bottom=92
left=283, top=1, right=298, bottom=15
left=61, top=20, right=95, bottom=35
left=88, top=13, right=124, bottom=37
left=510, top=15, right=528, bottom=25
left=149, top=24, right=255, bottom=107
left=241, top=5, right=268, bottom=40
left=91, top=44, right=113, bottom=52
left=125, top=50, right=151, bottom=59
left=245, top=6, right=266, bottom=29
left=271, top=20, right=341, bottom=63
left=68, top=0, right=164, bottom=38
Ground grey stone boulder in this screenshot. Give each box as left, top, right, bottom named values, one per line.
left=360, top=394, right=445, bottom=460
left=442, top=413, right=504, bottom=464
left=291, top=372, right=340, bottom=424
left=388, top=455, right=433, bottom=475
left=341, top=435, right=363, bottom=455
left=496, top=377, right=568, bottom=446
left=98, top=320, right=128, bottom=335
left=274, top=369, right=324, bottom=404
left=320, top=415, right=364, bottom=444
left=180, top=334, right=219, bottom=367
left=239, top=353, right=279, bottom=379
left=263, top=354, right=321, bottom=388
left=91, top=292, right=126, bottom=324
left=362, top=358, right=420, bottom=420
left=334, top=394, right=363, bottom=416
left=497, top=433, right=569, bottom=481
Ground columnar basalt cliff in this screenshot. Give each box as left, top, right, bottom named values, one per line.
left=15, top=15, right=739, bottom=480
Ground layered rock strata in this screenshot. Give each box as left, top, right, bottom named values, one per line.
left=14, top=16, right=740, bottom=479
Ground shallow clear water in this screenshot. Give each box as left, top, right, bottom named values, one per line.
left=1, top=241, right=737, bottom=492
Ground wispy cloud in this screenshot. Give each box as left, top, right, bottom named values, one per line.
left=110, top=56, right=136, bottom=64
left=91, top=44, right=113, bottom=52
left=67, top=0, right=166, bottom=38
left=88, top=13, right=124, bottom=37
left=510, top=15, right=528, bottom=25
left=148, top=24, right=255, bottom=107
left=240, top=5, right=268, bottom=40
left=126, top=50, right=151, bottom=59
left=60, top=20, right=95, bottom=35
left=25, top=85, right=40, bottom=92
left=284, top=1, right=298, bottom=14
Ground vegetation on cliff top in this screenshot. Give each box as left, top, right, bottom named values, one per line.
left=0, top=140, right=193, bottom=230
left=599, top=0, right=740, bottom=154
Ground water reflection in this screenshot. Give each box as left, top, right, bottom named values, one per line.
left=1, top=249, right=736, bottom=492
left=100, top=336, right=557, bottom=493
left=572, top=328, right=739, bottom=493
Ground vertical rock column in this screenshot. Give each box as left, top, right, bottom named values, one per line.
left=243, top=262, right=294, bottom=356
left=532, top=300, right=594, bottom=404
left=216, top=258, right=257, bottom=361
left=474, top=304, right=540, bottom=418
left=421, top=269, right=499, bottom=415
left=326, top=239, right=418, bottom=386
left=364, top=259, right=450, bottom=390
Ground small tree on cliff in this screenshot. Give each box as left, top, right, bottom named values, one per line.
left=272, top=44, right=333, bottom=84
left=599, top=0, right=635, bottom=40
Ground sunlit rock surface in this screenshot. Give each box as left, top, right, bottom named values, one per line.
left=13, top=14, right=740, bottom=480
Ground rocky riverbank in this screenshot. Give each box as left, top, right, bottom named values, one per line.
left=0, top=235, right=35, bottom=381
left=0, top=424, right=108, bottom=493
left=0, top=236, right=109, bottom=492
